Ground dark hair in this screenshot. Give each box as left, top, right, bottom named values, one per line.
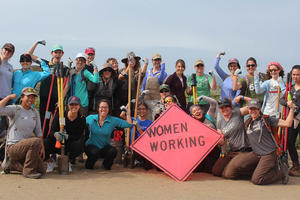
left=291, top=65, right=300, bottom=72
left=97, top=99, right=111, bottom=114
left=246, top=57, right=257, bottom=65
left=124, top=59, right=141, bottom=72
left=175, top=59, right=185, bottom=69
left=138, top=101, right=148, bottom=110
left=265, top=65, right=285, bottom=80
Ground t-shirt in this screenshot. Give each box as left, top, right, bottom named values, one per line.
left=187, top=74, right=212, bottom=104
left=263, top=79, right=283, bottom=117
left=0, top=60, right=13, bottom=99
left=216, top=107, right=250, bottom=151
left=0, top=105, right=42, bottom=145
left=246, top=117, right=278, bottom=156
left=130, top=117, right=152, bottom=143
left=239, top=75, right=264, bottom=104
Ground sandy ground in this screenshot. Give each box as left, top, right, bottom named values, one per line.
left=0, top=160, right=299, bottom=200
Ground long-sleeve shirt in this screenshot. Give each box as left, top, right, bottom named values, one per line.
left=49, top=111, right=86, bottom=141
left=12, top=60, right=51, bottom=101
left=214, top=57, right=240, bottom=105
left=141, top=63, right=167, bottom=91
left=70, top=69, right=99, bottom=107
left=165, top=72, right=187, bottom=109
left=254, top=75, right=285, bottom=116
left=85, top=114, right=132, bottom=149
left=0, top=60, right=13, bottom=99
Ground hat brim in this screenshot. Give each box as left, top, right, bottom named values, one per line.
left=23, top=92, right=38, bottom=97
left=100, top=67, right=115, bottom=75
left=121, top=56, right=141, bottom=64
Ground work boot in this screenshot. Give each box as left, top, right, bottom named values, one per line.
left=288, top=165, right=300, bottom=177
left=24, top=173, right=42, bottom=179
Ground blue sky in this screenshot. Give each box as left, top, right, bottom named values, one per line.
left=1, top=0, right=299, bottom=77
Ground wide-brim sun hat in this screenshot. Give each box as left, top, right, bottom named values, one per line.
left=121, top=51, right=141, bottom=64
left=100, top=63, right=115, bottom=75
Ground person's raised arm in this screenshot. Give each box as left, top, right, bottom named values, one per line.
left=209, top=71, right=217, bottom=90
left=278, top=101, right=294, bottom=127
left=214, top=53, right=228, bottom=81
left=197, top=96, right=217, bottom=118
left=0, top=94, right=17, bottom=107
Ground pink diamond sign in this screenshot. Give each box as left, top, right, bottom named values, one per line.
left=131, top=104, right=223, bottom=182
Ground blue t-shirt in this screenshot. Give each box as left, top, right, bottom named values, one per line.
left=130, top=116, right=152, bottom=144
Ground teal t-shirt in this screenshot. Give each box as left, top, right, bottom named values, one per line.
left=187, top=74, right=212, bottom=104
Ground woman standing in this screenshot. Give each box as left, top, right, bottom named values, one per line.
left=0, top=87, right=45, bottom=179
left=187, top=59, right=216, bottom=112
left=44, top=96, right=86, bottom=172
left=254, top=62, right=285, bottom=118
left=85, top=99, right=134, bottom=170
left=214, top=53, right=241, bottom=105
left=12, top=53, right=50, bottom=102
left=165, top=59, right=187, bottom=110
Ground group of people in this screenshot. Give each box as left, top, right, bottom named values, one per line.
left=0, top=41, right=299, bottom=185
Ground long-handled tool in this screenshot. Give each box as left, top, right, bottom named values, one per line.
left=128, top=67, right=143, bottom=168
left=55, top=61, right=69, bottom=174
left=191, top=73, right=197, bottom=105
left=122, top=59, right=133, bottom=168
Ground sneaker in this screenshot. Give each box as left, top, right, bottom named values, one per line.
left=24, top=173, right=42, bottom=179
left=46, top=161, right=56, bottom=173
left=68, top=162, right=72, bottom=172
left=288, top=166, right=300, bottom=177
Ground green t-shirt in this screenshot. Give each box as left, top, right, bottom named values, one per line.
left=187, top=74, right=212, bottom=104
left=239, top=75, right=265, bottom=104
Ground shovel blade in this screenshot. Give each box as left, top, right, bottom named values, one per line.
left=57, top=155, right=69, bottom=175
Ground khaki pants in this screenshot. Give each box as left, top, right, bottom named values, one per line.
left=7, top=138, right=45, bottom=175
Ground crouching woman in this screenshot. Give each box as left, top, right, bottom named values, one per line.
left=0, top=87, right=45, bottom=179
left=241, top=99, right=294, bottom=185
left=85, top=99, right=133, bottom=170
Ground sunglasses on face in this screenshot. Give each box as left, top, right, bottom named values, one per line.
left=164, top=99, right=174, bottom=103
left=153, top=58, right=161, bottom=62
left=4, top=48, right=13, bottom=53
left=269, top=69, right=278, bottom=72
left=247, top=64, right=256, bottom=68
left=160, top=89, right=169, bottom=93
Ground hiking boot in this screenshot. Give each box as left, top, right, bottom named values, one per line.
left=46, top=161, right=56, bottom=173
left=24, top=173, right=42, bottom=179
left=288, top=166, right=300, bottom=177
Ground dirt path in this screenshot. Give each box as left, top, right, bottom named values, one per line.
left=0, top=161, right=299, bottom=200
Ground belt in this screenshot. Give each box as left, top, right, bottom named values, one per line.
left=234, top=147, right=252, bottom=152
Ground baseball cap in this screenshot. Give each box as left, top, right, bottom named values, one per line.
left=152, top=53, right=162, bottom=60
left=159, top=84, right=170, bottom=92
left=52, top=44, right=63, bottom=52
left=19, top=54, right=32, bottom=62
left=248, top=99, right=261, bottom=109
left=22, top=87, right=38, bottom=97
left=68, top=96, right=81, bottom=105
left=85, top=47, right=95, bottom=55
left=2, top=43, right=15, bottom=53
left=194, top=59, right=204, bottom=66
left=75, top=53, right=86, bottom=60
left=218, top=98, right=232, bottom=108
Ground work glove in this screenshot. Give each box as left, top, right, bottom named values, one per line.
left=234, top=69, right=242, bottom=76
left=143, top=58, right=149, bottom=65
left=38, top=40, right=46, bottom=45
left=208, top=70, right=214, bottom=77
left=54, top=132, right=69, bottom=142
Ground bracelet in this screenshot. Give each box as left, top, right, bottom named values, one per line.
left=242, top=96, right=244, bottom=101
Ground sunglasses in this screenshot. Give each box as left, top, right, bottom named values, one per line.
left=164, top=99, right=174, bottom=103
left=152, top=58, right=161, bottom=61
left=269, top=69, right=278, bottom=72
left=247, top=64, right=256, bottom=68
left=195, top=64, right=204, bottom=67
left=160, top=89, right=169, bottom=93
